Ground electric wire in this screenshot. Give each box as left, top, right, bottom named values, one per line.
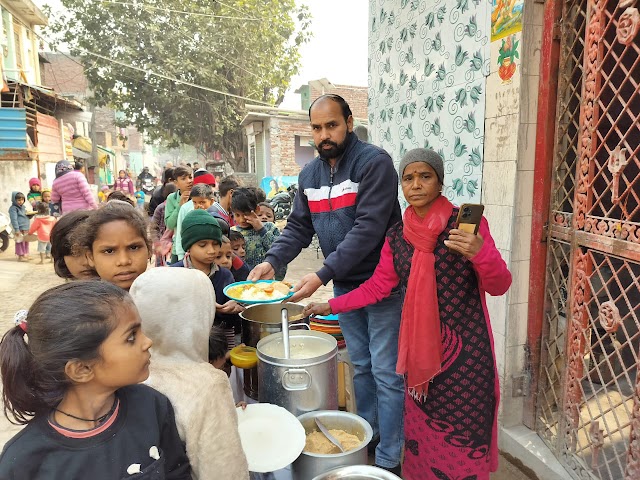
left=77, top=47, right=273, bottom=106
left=99, top=0, right=262, bottom=21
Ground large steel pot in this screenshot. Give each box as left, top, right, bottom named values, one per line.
left=257, top=330, right=338, bottom=416
left=311, top=465, right=402, bottom=480
left=293, top=411, right=373, bottom=480
left=240, top=303, right=309, bottom=399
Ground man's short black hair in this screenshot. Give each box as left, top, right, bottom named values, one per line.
left=309, top=94, right=353, bottom=122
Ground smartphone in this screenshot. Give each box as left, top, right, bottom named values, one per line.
left=449, top=204, right=484, bottom=254
left=455, top=203, right=485, bottom=234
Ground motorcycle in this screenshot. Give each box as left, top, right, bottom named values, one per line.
left=0, top=212, right=13, bottom=252
left=270, top=184, right=297, bottom=220
left=140, top=177, right=156, bottom=196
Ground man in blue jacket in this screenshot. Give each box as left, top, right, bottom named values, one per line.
left=249, top=95, right=404, bottom=474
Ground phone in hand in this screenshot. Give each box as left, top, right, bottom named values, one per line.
left=456, top=203, right=484, bottom=234
left=449, top=204, right=484, bottom=254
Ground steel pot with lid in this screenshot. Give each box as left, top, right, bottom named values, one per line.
left=257, top=329, right=338, bottom=416
left=239, top=303, right=309, bottom=399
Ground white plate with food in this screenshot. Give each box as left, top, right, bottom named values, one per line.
left=224, top=280, right=293, bottom=305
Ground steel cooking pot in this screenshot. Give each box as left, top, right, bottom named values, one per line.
left=257, top=330, right=338, bottom=416
left=239, top=303, right=309, bottom=399
left=311, top=465, right=402, bottom=479
left=293, top=410, right=374, bottom=479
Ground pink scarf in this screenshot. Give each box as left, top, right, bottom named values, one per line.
left=397, top=195, right=453, bottom=400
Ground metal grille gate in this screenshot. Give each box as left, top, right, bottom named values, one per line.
left=534, top=0, right=640, bottom=478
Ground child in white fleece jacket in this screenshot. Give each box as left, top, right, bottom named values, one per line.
left=130, top=267, right=249, bottom=480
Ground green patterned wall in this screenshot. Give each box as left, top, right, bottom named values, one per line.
left=368, top=0, right=492, bottom=205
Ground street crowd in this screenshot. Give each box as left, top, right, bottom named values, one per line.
left=0, top=95, right=511, bottom=480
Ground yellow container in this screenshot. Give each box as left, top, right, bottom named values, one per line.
left=230, top=345, right=258, bottom=369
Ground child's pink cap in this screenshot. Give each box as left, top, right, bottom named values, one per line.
left=29, top=177, right=41, bottom=187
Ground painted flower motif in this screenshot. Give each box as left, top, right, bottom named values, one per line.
left=616, top=7, right=640, bottom=45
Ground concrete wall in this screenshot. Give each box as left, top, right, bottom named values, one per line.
left=482, top=0, right=544, bottom=427
left=0, top=159, right=38, bottom=214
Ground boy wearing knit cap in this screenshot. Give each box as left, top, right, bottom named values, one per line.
left=170, top=209, right=243, bottom=347
left=27, top=178, right=43, bottom=207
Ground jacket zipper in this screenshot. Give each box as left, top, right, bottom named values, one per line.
left=328, top=166, right=335, bottom=211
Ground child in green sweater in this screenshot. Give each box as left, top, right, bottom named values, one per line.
left=163, top=166, right=193, bottom=263
left=231, top=188, right=286, bottom=280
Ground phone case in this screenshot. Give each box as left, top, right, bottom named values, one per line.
left=455, top=204, right=485, bottom=235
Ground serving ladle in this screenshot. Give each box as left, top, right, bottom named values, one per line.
left=315, top=418, right=345, bottom=453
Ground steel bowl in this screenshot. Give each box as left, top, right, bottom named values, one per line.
left=311, top=465, right=402, bottom=479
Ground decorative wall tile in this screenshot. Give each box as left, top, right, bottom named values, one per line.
left=369, top=0, right=492, bottom=205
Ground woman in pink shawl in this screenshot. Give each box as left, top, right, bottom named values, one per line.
left=50, top=160, right=97, bottom=215
left=304, top=148, right=511, bottom=480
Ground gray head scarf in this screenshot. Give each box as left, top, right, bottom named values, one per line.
left=398, top=148, right=444, bottom=184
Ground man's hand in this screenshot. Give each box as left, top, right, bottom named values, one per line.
left=444, top=229, right=484, bottom=259
left=179, top=190, right=190, bottom=206
left=248, top=262, right=275, bottom=281
left=303, top=302, right=332, bottom=317
left=245, top=211, right=264, bottom=231
left=216, top=300, right=244, bottom=314
left=289, top=273, right=323, bottom=303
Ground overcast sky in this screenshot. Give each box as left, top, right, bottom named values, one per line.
left=34, top=0, right=369, bottom=110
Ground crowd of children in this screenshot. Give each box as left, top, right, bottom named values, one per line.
left=0, top=167, right=288, bottom=478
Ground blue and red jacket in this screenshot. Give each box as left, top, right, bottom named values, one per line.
left=265, top=132, right=401, bottom=287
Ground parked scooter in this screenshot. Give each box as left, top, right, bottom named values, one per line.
left=270, top=184, right=297, bottom=220
left=140, top=177, right=156, bottom=196
left=0, top=212, right=13, bottom=252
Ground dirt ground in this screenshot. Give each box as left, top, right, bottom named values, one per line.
left=0, top=242, right=532, bottom=478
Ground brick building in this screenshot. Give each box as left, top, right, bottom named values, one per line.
left=41, top=53, right=151, bottom=181
left=241, top=107, right=313, bottom=182
left=296, top=78, right=368, bottom=119
left=240, top=81, right=368, bottom=185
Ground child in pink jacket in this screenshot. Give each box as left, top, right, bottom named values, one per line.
left=28, top=202, right=56, bottom=264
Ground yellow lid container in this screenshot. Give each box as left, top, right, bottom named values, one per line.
left=230, top=345, right=258, bottom=369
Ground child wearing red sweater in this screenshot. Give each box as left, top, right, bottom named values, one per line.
left=28, top=202, right=56, bottom=264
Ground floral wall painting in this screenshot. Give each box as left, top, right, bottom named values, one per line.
left=491, top=0, right=524, bottom=41
left=497, top=34, right=519, bottom=83
left=368, top=0, right=491, bottom=205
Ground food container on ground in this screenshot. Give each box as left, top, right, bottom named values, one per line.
left=311, top=465, right=402, bottom=480
left=293, top=410, right=373, bottom=480
left=239, top=303, right=309, bottom=399
left=257, top=330, right=338, bottom=416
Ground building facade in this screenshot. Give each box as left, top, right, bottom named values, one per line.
left=0, top=0, right=84, bottom=212
left=368, top=1, right=640, bottom=479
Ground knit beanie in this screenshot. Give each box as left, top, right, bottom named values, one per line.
left=29, top=177, right=41, bottom=188
left=398, top=148, right=445, bottom=184
left=55, top=160, right=73, bottom=178
left=181, top=209, right=222, bottom=252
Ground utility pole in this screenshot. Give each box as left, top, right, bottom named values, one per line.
left=90, top=104, right=98, bottom=183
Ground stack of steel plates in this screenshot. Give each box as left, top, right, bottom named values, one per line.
left=309, top=314, right=345, bottom=349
